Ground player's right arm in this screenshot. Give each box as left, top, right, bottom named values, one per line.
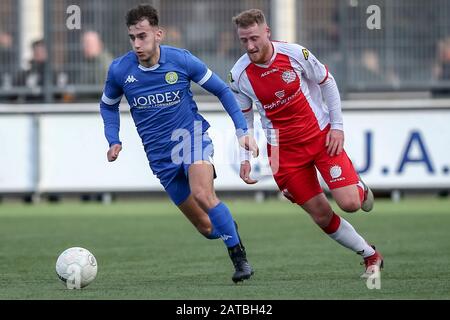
left=229, top=72, right=258, bottom=184
left=99, top=61, right=124, bottom=162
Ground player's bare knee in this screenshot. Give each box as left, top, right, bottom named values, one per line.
left=337, top=198, right=361, bottom=213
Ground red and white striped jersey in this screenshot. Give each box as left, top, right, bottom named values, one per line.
left=229, top=41, right=334, bottom=146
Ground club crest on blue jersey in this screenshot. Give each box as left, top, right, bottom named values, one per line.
left=165, top=72, right=178, bottom=84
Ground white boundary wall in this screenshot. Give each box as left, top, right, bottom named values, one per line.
left=1, top=103, right=449, bottom=193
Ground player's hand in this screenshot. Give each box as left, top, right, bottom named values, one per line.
left=325, top=129, right=344, bottom=157
left=240, top=160, right=258, bottom=184
left=107, top=144, right=122, bottom=162
left=238, top=135, right=259, bottom=158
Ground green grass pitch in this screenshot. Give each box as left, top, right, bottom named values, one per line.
left=0, top=197, right=449, bottom=299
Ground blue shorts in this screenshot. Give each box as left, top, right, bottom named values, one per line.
left=151, top=133, right=215, bottom=205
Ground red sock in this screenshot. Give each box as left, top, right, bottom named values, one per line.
left=321, top=212, right=341, bottom=234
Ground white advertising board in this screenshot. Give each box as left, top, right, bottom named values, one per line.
left=0, top=116, right=34, bottom=192
left=1, top=107, right=449, bottom=193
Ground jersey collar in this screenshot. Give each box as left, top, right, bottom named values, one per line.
left=138, top=45, right=167, bottom=71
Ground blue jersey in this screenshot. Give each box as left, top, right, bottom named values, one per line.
left=100, top=45, right=248, bottom=165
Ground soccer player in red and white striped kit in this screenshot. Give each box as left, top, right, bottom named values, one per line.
left=229, top=9, right=383, bottom=278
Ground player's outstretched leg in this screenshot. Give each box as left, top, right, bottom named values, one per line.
left=302, top=193, right=383, bottom=277
left=322, top=211, right=384, bottom=277
left=177, top=195, right=254, bottom=282
left=188, top=161, right=253, bottom=283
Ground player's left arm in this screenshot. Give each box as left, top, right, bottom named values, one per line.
left=299, top=47, right=344, bottom=156
left=184, top=50, right=258, bottom=157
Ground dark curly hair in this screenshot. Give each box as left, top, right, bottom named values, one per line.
left=126, top=4, right=159, bottom=27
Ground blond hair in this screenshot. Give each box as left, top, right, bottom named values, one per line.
left=232, top=9, right=266, bottom=28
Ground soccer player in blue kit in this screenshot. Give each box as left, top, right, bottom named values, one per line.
left=99, top=4, right=259, bottom=283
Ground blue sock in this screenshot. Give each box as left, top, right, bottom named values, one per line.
left=205, top=226, right=221, bottom=239
left=207, top=202, right=240, bottom=248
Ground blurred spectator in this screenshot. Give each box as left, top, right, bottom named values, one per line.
left=77, top=30, right=112, bottom=86
left=351, top=49, right=399, bottom=87
left=319, top=10, right=344, bottom=87
left=432, top=36, right=450, bottom=97
left=0, top=31, right=15, bottom=90
left=435, top=36, right=450, bottom=81
left=13, top=39, right=63, bottom=102
left=15, top=39, right=47, bottom=87
left=185, top=1, right=217, bottom=53
left=198, top=31, right=237, bottom=82
left=163, top=25, right=183, bottom=48
left=359, top=49, right=384, bottom=83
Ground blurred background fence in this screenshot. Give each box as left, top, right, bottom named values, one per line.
left=1, top=0, right=450, bottom=103
left=1, top=0, right=449, bottom=200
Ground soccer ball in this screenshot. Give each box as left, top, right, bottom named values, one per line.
left=55, top=247, right=98, bottom=289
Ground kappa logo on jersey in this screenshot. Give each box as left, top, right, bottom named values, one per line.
left=281, top=70, right=296, bottom=84
left=125, top=75, right=138, bottom=84
left=131, top=90, right=181, bottom=108
left=165, top=72, right=178, bottom=84
left=302, top=48, right=309, bottom=60
left=275, top=90, right=285, bottom=99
